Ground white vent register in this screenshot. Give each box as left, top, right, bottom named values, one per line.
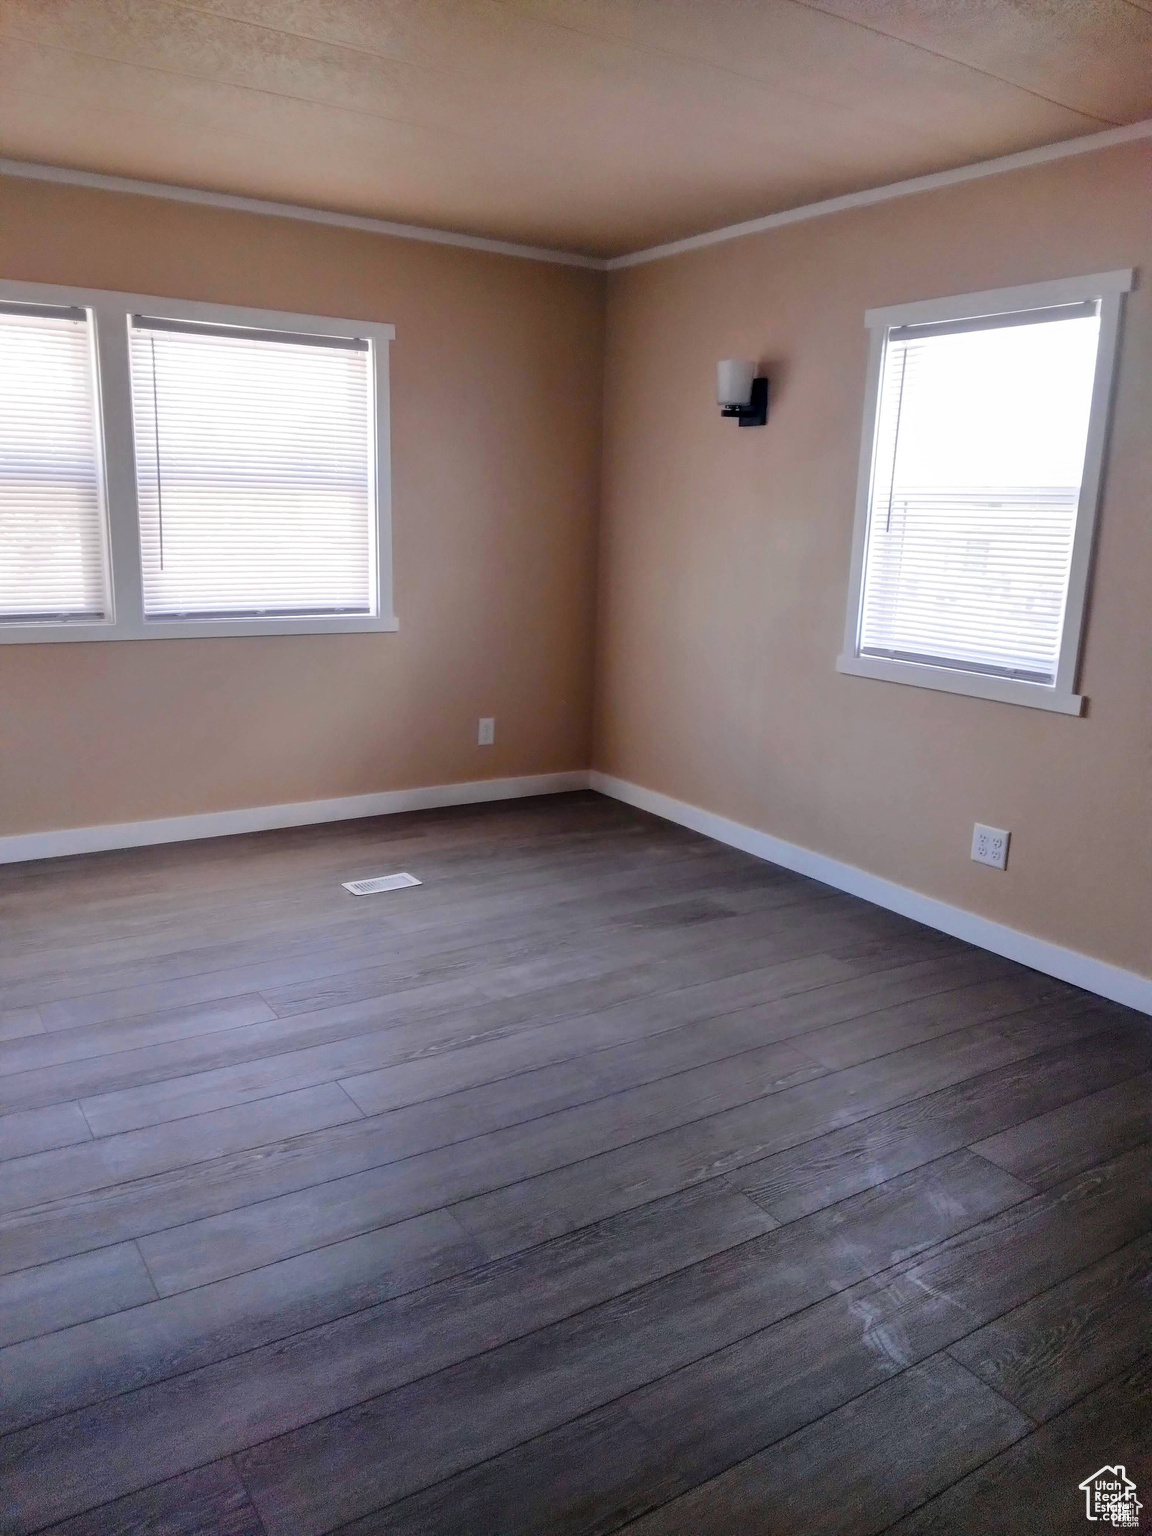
left=341, top=872, right=422, bottom=896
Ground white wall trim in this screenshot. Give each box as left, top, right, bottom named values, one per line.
left=607, top=119, right=1152, bottom=270
left=8, top=763, right=1148, bottom=1016
left=862, top=266, right=1135, bottom=329
left=5, top=118, right=1151, bottom=277
left=0, top=771, right=591, bottom=865
left=589, top=771, right=1152, bottom=1018
left=0, top=157, right=606, bottom=271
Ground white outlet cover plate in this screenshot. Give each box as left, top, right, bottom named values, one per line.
left=478, top=717, right=495, bottom=745
left=342, top=872, right=422, bottom=896
left=971, top=824, right=1010, bottom=870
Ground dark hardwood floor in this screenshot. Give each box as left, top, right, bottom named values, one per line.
left=0, top=791, right=1148, bottom=1535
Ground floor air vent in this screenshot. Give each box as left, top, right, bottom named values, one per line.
left=341, top=872, right=422, bottom=896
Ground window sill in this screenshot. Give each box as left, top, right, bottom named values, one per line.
left=836, top=653, right=1084, bottom=715
left=0, top=614, right=400, bottom=644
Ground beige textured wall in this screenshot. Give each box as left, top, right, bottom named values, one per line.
left=595, top=143, right=1151, bottom=977
left=0, top=177, right=604, bottom=833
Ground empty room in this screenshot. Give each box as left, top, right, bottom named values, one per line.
left=0, top=3, right=1150, bottom=1532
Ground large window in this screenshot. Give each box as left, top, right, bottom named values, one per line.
left=839, top=271, right=1130, bottom=714
left=0, top=302, right=109, bottom=624
left=0, top=282, right=395, bottom=642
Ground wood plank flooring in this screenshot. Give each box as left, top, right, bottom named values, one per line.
left=0, top=790, right=1148, bottom=1535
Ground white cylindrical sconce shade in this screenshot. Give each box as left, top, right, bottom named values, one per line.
left=717, top=359, right=756, bottom=407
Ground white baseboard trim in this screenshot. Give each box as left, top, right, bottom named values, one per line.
left=0, top=771, right=591, bottom=865
left=589, top=770, right=1152, bottom=1018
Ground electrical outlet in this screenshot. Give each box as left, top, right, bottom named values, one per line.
left=478, top=717, right=495, bottom=746
left=971, top=823, right=1010, bottom=870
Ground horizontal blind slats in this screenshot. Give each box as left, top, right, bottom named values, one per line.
left=0, top=312, right=109, bottom=622
left=129, top=324, right=374, bottom=620
left=859, top=313, right=1100, bottom=685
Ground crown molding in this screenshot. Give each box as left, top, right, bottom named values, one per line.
left=607, top=119, right=1152, bottom=270
left=4, top=117, right=1150, bottom=276
left=0, top=157, right=608, bottom=271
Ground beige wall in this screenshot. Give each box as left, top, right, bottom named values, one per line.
left=0, top=177, right=604, bottom=833
left=3, top=151, right=1149, bottom=981
left=595, top=142, right=1151, bottom=978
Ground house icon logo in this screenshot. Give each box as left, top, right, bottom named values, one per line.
left=1079, top=1466, right=1142, bottom=1527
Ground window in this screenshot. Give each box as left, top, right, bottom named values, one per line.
left=839, top=271, right=1131, bottom=713
left=0, top=282, right=395, bottom=642
left=130, top=318, right=376, bottom=621
left=0, top=302, right=109, bottom=624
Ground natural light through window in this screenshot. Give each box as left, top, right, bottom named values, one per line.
left=129, top=318, right=377, bottom=620
left=841, top=272, right=1129, bottom=713
left=0, top=281, right=395, bottom=644
left=859, top=307, right=1099, bottom=684
left=0, top=303, right=109, bottom=624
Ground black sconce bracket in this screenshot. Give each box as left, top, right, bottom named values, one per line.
left=720, top=375, right=769, bottom=427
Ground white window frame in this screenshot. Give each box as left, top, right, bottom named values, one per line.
left=0, top=278, right=397, bottom=643
left=837, top=269, right=1132, bottom=715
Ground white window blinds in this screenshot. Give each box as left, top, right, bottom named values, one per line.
left=129, top=317, right=376, bottom=619
left=858, top=303, right=1101, bottom=684
left=0, top=303, right=109, bottom=623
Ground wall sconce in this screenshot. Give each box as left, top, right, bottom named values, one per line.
left=717, top=359, right=768, bottom=427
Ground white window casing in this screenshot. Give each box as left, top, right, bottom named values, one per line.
left=838, top=270, right=1133, bottom=714
left=0, top=280, right=396, bottom=642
